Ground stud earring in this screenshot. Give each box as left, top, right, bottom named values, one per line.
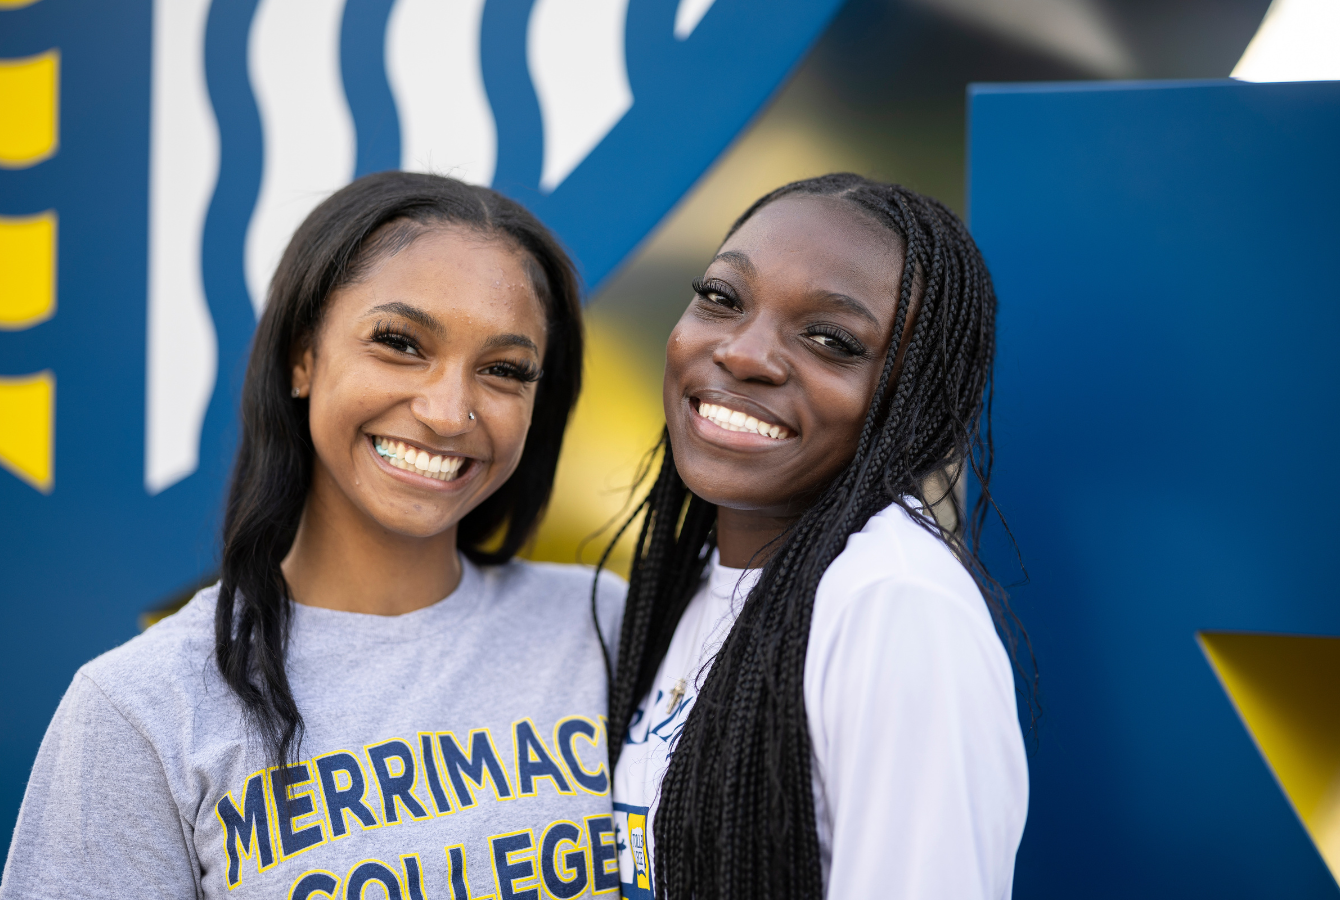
left=291, top=387, right=301, bottom=398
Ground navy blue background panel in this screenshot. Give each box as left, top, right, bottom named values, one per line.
left=969, top=79, right=1340, bottom=896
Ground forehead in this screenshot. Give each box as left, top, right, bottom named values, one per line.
left=718, top=194, right=904, bottom=306
left=358, top=227, right=540, bottom=309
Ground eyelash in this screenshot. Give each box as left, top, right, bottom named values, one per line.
left=691, top=277, right=740, bottom=311
left=372, top=321, right=540, bottom=383
left=482, top=360, right=542, bottom=384
left=371, top=321, right=422, bottom=356
left=805, top=324, right=868, bottom=358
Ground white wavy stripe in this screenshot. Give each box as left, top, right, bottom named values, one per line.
left=1233, top=0, right=1340, bottom=82
left=387, top=0, right=496, bottom=185
left=245, top=0, right=356, bottom=316
left=145, top=0, right=220, bottom=495
left=674, top=0, right=716, bottom=39
left=528, top=0, right=633, bottom=193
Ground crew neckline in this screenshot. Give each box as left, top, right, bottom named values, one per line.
left=706, top=550, right=761, bottom=607
left=288, top=555, right=486, bottom=643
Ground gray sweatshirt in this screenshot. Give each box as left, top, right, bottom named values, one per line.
left=1, top=558, right=625, bottom=900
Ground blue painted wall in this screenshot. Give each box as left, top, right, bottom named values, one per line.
left=970, top=79, right=1340, bottom=896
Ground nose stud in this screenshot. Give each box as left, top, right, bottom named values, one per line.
left=468, top=412, right=475, bottom=420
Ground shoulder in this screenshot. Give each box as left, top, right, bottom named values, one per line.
left=78, top=584, right=226, bottom=727
left=480, top=558, right=626, bottom=606
left=477, top=558, right=626, bottom=650
left=817, top=501, right=993, bottom=635
left=809, top=503, right=1013, bottom=700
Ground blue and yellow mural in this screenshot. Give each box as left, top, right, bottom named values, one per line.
left=0, top=0, right=844, bottom=850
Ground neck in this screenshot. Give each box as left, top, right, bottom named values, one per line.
left=715, top=506, right=798, bottom=569
left=281, top=470, right=462, bottom=616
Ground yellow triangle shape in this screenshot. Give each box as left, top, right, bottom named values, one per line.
left=0, top=370, right=53, bottom=492
left=1200, top=631, right=1340, bottom=880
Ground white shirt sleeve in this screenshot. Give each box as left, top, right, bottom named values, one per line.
left=0, top=672, right=201, bottom=899
left=805, top=578, right=1028, bottom=900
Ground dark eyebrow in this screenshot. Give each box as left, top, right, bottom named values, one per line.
left=483, top=333, right=540, bottom=354
left=364, top=302, right=444, bottom=337
left=816, top=291, right=880, bottom=327
left=710, top=250, right=758, bottom=277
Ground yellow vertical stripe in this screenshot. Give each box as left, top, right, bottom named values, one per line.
left=0, top=49, right=59, bottom=168
left=0, top=370, right=53, bottom=492
left=0, top=210, right=56, bottom=329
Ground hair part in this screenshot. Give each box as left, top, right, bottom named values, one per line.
left=601, top=173, right=1031, bottom=900
left=217, top=171, right=583, bottom=771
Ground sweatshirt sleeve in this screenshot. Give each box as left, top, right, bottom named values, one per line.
left=805, top=579, right=1028, bottom=900
left=0, top=672, right=200, bottom=899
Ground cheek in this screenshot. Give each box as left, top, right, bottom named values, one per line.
left=489, top=395, right=536, bottom=472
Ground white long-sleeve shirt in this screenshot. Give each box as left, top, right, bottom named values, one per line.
left=612, top=501, right=1028, bottom=899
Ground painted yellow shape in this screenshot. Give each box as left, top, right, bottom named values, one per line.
left=1200, top=631, right=1340, bottom=880
left=525, top=312, right=666, bottom=577
left=0, top=0, right=44, bottom=8
left=0, top=210, right=56, bottom=329
left=0, top=370, right=53, bottom=492
left=0, top=49, right=59, bottom=168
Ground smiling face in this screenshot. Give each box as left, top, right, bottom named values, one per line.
left=291, top=226, right=547, bottom=541
left=665, top=194, right=905, bottom=520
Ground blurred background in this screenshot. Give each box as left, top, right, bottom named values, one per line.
left=528, top=0, right=1273, bottom=575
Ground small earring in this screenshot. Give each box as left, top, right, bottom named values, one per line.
left=468, top=412, right=475, bottom=420
left=291, top=387, right=301, bottom=398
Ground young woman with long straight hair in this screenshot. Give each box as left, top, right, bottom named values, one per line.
left=605, top=174, right=1029, bottom=900
left=3, top=172, right=624, bottom=899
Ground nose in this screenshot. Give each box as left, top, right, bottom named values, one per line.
left=410, top=363, right=477, bottom=436
left=712, top=317, right=788, bottom=385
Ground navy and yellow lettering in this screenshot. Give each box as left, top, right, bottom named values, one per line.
left=401, top=854, right=426, bottom=900
left=444, top=845, right=474, bottom=900
left=288, top=870, right=340, bottom=900
left=345, top=860, right=404, bottom=900
left=214, top=771, right=275, bottom=887
left=271, top=762, right=327, bottom=858
left=513, top=719, right=572, bottom=796
left=438, top=729, right=513, bottom=807
left=418, top=732, right=454, bottom=815
left=490, top=829, right=540, bottom=900
left=366, top=739, right=431, bottom=825
left=540, top=821, right=589, bottom=899
left=555, top=717, right=608, bottom=794
left=585, top=815, right=620, bottom=894
left=317, top=752, right=379, bottom=838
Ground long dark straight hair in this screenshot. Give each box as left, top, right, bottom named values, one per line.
left=602, top=174, right=1029, bottom=899
left=217, top=171, right=583, bottom=769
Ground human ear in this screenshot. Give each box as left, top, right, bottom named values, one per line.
left=289, top=338, right=315, bottom=400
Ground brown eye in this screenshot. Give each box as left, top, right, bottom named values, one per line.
left=692, top=277, right=740, bottom=310
left=805, top=325, right=866, bottom=358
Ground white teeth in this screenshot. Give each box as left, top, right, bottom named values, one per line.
left=695, top=402, right=791, bottom=440
left=373, top=437, right=468, bottom=481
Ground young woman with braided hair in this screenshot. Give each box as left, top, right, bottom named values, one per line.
left=604, top=174, right=1029, bottom=899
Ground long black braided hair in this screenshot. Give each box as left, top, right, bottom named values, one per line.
left=597, top=174, right=1029, bottom=899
